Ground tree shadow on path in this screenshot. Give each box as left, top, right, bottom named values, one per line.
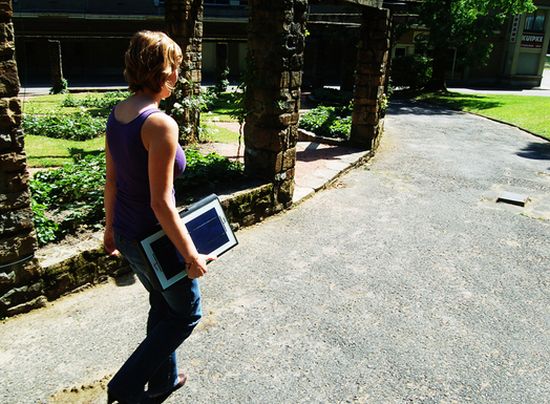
left=389, top=94, right=502, bottom=116
left=517, top=142, right=550, bottom=161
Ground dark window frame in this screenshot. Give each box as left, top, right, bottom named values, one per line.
left=524, top=9, right=546, bottom=33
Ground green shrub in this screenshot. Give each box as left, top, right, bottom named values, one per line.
left=30, top=149, right=244, bottom=246
left=22, top=110, right=106, bottom=140
left=200, top=87, right=219, bottom=112
left=62, top=91, right=129, bottom=111
left=31, top=200, right=60, bottom=245
left=299, top=106, right=351, bottom=139
left=81, top=91, right=130, bottom=110
left=61, top=93, right=79, bottom=107
left=176, top=148, right=244, bottom=191
left=50, top=78, right=68, bottom=95
left=30, top=153, right=106, bottom=245
left=215, top=67, right=230, bottom=94
left=328, top=116, right=352, bottom=138
left=391, top=54, right=433, bottom=89
left=299, top=106, right=334, bottom=133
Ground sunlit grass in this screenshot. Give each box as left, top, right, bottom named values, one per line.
left=23, top=92, right=241, bottom=168
left=417, top=92, right=550, bottom=140
left=201, top=122, right=240, bottom=143
left=25, top=134, right=105, bottom=167
left=21, top=93, right=90, bottom=115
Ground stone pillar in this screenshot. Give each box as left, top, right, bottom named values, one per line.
left=0, top=0, right=44, bottom=318
left=48, top=40, right=66, bottom=94
left=245, top=0, right=307, bottom=210
left=350, top=7, right=391, bottom=150
left=165, top=0, right=203, bottom=144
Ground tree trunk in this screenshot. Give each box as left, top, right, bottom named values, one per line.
left=423, top=0, right=452, bottom=92
left=424, top=46, right=448, bottom=91
left=48, top=40, right=66, bottom=94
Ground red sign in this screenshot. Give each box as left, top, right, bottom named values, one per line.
left=521, top=31, right=544, bottom=48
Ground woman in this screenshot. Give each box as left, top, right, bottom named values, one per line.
left=104, top=30, right=215, bottom=403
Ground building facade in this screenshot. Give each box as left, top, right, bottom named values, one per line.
left=13, top=0, right=249, bottom=85
left=392, top=0, right=550, bottom=87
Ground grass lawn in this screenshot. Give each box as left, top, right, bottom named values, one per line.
left=202, top=111, right=237, bottom=122
left=201, top=122, right=240, bottom=143
left=22, top=93, right=95, bottom=115
left=25, top=134, right=105, bottom=167
left=417, top=92, right=550, bottom=141
left=23, top=92, right=240, bottom=167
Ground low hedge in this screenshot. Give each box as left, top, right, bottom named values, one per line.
left=22, top=112, right=106, bottom=141
left=299, top=105, right=352, bottom=139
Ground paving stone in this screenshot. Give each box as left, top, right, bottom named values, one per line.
left=292, top=185, right=314, bottom=203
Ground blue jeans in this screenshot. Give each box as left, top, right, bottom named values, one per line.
left=108, top=232, right=202, bottom=403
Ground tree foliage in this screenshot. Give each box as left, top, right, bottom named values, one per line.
left=418, top=0, right=536, bottom=90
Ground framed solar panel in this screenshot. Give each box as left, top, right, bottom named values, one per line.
left=140, top=194, right=238, bottom=289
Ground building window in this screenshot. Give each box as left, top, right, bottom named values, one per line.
left=524, top=10, right=546, bottom=33
left=395, top=47, right=406, bottom=58
left=153, top=0, right=165, bottom=6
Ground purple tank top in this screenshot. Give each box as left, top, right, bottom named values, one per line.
left=106, top=107, right=186, bottom=240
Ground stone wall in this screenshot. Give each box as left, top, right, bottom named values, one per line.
left=1, top=183, right=274, bottom=318
left=245, top=0, right=307, bottom=211
left=350, top=6, right=391, bottom=150
left=0, top=0, right=43, bottom=317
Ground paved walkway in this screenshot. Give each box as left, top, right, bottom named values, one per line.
left=449, top=68, right=550, bottom=96
left=1, top=100, right=549, bottom=403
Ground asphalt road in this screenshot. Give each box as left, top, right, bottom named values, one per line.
left=1, top=100, right=549, bottom=403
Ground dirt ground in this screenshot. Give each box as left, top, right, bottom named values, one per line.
left=48, top=375, right=110, bottom=404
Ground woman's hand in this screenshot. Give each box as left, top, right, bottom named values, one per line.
left=103, top=227, right=120, bottom=257
left=186, top=254, right=217, bottom=279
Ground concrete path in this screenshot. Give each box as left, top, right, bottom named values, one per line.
left=1, top=100, right=549, bottom=403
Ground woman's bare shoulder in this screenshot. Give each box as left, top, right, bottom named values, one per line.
left=145, top=110, right=178, bottom=132
left=142, top=110, right=179, bottom=147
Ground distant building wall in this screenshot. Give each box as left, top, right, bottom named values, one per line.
left=391, top=0, right=550, bottom=88
left=13, top=0, right=249, bottom=86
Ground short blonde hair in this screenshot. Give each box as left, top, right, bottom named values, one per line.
left=124, top=31, right=183, bottom=94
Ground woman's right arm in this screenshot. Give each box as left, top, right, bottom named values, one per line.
left=104, top=141, right=119, bottom=256
left=142, top=114, right=214, bottom=279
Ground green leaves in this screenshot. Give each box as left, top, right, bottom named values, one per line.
left=419, top=0, right=536, bottom=64
left=23, top=91, right=129, bottom=141
left=30, top=149, right=243, bottom=246
left=391, top=54, right=433, bottom=89
left=31, top=200, right=60, bottom=245
left=416, top=0, right=535, bottom=89
left=30, top=153, right=106, bottom=245
left=176, top=149, right=244, bottom=192
left=61, top=91, right=130, bottom=110
left=23, top=111, right=106, bottom=141
left=299, top=106, right=351, bottom=139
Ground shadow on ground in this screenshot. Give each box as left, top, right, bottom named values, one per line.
left=388, top=99, right=462, bottom=116
left=390, top=92, right=502, bottom=115
left=69, top=148, right=104, bottom=159
left=113, top=272, right=137, bottom=287
left=517, top=142, right=550, bottom=161
left=296, top=142, right=362, bottom=162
